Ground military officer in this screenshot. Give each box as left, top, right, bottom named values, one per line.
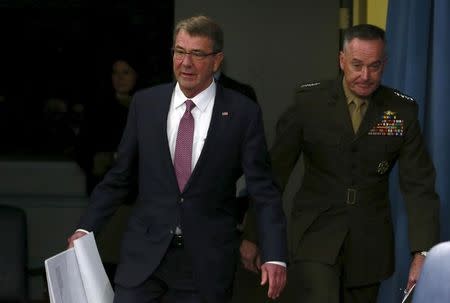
left=240, top=24, right=440, bottom=303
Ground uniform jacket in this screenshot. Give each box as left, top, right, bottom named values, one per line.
left=271, top=78, right=439, bottom=286
left=77, top=82, right=287, bottom=302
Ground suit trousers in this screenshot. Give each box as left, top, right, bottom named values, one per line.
left=113, top=243, right=206, bottom=303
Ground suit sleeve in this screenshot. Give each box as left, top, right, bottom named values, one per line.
left=242, top=101, right=303, bottom=245
left=241, top=106, right=287, bottom=263
left=399, top=103, right=440, bottom=252
left=77, top=96, right=139, bottom=233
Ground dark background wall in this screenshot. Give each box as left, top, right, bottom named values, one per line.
left=0, top=1, right=174, bottom=156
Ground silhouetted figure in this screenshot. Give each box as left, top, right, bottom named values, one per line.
left=77, top=58, right=139, bottom=194
left=215, top=71, right=258, bottom=103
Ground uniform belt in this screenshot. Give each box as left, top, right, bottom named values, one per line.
left=344, top=184, right=388, bottom=205
left=346, top=188, right=357, bottom=205
left=170, top=234, right=184, bottom=248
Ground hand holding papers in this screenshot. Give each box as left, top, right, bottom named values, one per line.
left=45, top=232, right=114, bottom=303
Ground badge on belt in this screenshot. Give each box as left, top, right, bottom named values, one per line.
left=377, top=160, right=390, bottom=175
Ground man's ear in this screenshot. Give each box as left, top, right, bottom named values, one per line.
left=213, top=52, right=224, bottom=72
left=339, top=51, right=345, bottom=71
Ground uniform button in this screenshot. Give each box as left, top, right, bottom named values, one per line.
left=169, top=230, right=174, bottom=234
left=179, top=197, right=184, bottom=203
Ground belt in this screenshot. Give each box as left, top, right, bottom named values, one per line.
left=345, top=185, right=388, bottom=205
left=170, top=234, right=184, bottom=248
left=303, top=182, right=388, bottom=205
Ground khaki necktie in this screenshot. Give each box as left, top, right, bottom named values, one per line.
left=349, top=98, right=366, bottom=133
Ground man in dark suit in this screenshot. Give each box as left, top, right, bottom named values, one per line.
left=241, top=24, right=440, bottom=303
left=67, top=15, right=287, bottom=303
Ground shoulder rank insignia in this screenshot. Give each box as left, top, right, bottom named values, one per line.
left=297, top=81, right=322, bottom=93
left=299, top=81, right=321, bottom=89
left=393, top=90, right=415, bottom=102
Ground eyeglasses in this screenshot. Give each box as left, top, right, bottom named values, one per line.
left=172, top=48, right=219, bottom=61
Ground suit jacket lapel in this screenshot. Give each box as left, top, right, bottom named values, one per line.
left=153, top=83, right=180, bottom=192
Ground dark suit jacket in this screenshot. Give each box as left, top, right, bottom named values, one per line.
left=270, top=78, right=439, bottom=286
left=78, top=83, right=287, bottom=302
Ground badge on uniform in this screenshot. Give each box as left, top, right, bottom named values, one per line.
left=377, top=160, right=390, bottom=175
left=368, top=110, right=404, bottom=136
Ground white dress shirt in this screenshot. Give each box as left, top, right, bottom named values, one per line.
left=167, top=81, right=215, bottom=170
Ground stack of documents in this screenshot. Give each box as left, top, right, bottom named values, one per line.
left=45, top=232, right=114, bottom=303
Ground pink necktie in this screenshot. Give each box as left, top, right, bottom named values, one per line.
left=174, top=100, right=195, bottom=191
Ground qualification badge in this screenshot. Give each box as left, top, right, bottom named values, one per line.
left=377, top=160, right=390, bottom=175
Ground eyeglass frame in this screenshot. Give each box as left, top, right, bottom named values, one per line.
left=172, top=47, right=221, bottom=61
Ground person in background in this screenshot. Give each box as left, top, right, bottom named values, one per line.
left=241, top=24, right=440, bottom=303
left=215, top=69, right=258, bottom=103
left=68, top=15, right=287, bottom=303
left=76, top=57, right=139, bottom=194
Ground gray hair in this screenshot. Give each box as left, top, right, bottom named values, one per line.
left=342, top=24, right=385, bottom=51
left=173, top=15, right=224, bottom=53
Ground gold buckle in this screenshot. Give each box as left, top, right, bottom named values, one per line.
left=347, top=188, right=357, bottom=205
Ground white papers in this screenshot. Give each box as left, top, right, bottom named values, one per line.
left=45, top=232, right=114, bottom=303
left=401, top=283, right=416, bottom=303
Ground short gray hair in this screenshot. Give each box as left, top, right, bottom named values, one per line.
left=173, top=15, right=224, bottom=53
left=342, top=24, right=385, bottom=51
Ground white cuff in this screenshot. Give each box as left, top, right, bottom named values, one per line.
left=265, top=261, right=286, bottom=267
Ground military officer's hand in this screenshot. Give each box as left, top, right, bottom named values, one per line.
left=260, top=263, right=287, bottom=300
left=405, top=253, right=426, bottom=291
left=240, top=239, right=261, bottom=273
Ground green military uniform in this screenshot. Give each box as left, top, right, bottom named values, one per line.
left=267, top=78, right=439, bottom=301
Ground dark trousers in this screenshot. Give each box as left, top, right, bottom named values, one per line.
left=113, top=244, right=206, bottom=303
left=286, top=260, right=380, bottom=303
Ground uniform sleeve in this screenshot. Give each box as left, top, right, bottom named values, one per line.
left=270, top=101, right=304, bottom=192
left=398, top=103, right=440, bottom=252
